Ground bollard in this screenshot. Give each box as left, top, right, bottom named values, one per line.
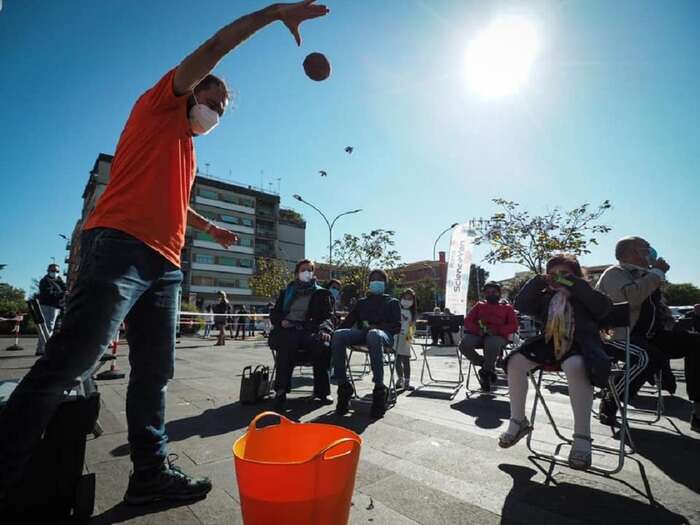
left=5, top=315, right=24, bottom=351
left=96, top=327, right=125, bottom=380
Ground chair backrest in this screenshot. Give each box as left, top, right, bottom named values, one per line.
left=599, top=302, right=630, bottom=330
left=26, top=298, right=45, bottom=326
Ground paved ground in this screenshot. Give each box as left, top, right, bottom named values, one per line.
left=1, top=335, right=698, bottom=524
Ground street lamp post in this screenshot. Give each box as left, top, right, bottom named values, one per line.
left=292, top=194, right=361, bottom=277
left=432, top=223, right=459, bottom=308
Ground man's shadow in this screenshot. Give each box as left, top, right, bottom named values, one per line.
left=450, top=395, right=510, bottom=429
left=499, top=463, right=689, bottom=524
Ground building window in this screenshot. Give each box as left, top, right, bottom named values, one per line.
left=199, top=188, right=218, bottom=200
left=192, top=276, right=215, bottom=286
left=194, top=231, right=215, bottom=242
left=239, top=237, right=254, bottom=247
left=218, top=256, right=238, bottom=267
left=194, top=254, right=215, bottom=264
left=242, top=218, right=254, bottom=227
left=221, top=214, right=240, bottom=225
left=240, top=258, right=253, bottom=268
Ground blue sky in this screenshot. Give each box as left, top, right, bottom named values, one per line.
left=1, top=0, right=699, bottom=293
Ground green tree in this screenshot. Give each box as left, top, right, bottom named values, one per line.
left=467, top=265, right=489, bottom=302
left=664, top=283, right=700, bottom=306
left=249, top=257, right=293, bottom=300
left=0, top=283, right=33, bottom=334
left=179, top=301, right=204, bottom=334
left=331, top=229, right=402, bottom=296
left=473, top=199, right=613, bottom=274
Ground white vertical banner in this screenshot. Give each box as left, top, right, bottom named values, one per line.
left=444, top=223, right=474, bottom=316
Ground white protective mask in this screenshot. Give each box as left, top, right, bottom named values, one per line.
left=49, top=271, right=58, bottom=279
left=189, top=96, right=220, bottom=135
left=401, top=299, right=413, bottom=308
left=298, top=270, right=314, bottom=283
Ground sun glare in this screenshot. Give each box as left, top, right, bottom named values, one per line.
left=465, top=15, right=540, bottom=99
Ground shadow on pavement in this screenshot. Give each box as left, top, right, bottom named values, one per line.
left=450, top=396, right=510, bottom=429
left=89, top=498, right=194, bottom=524
left=629, top=427, right=700, bottom=494
left=499, top=464, right=690, bottom=524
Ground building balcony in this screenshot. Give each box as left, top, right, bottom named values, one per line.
left=191, top=262, right=254, bottom=275
left=192, top=239, right=254, bottom=255
left=194, top=196, right=255, bottom=215
left=212, top=221, right=255, bottom=235
left=255, top=229, right=277, bottom=240
left=189, top=285, right=252, bottom=296
left=255, top=209, right=277, bottom=220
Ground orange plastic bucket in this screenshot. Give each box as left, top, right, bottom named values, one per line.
left=233, top=411, right=362, bottom=525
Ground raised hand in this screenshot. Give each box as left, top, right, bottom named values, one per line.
left=278, top=0, right=329, bottom=46
left=210, top=225, right=239, bottom=249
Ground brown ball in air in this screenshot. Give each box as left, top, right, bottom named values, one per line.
left=303, top=52, right=331, bottom=81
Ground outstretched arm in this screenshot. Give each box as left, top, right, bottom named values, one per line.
left=187, top=207, right=239, bottom=248
left=173, top=1, right=329, bottom=96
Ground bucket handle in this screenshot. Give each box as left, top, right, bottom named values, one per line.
left=248, top=411, right=294, bottom=432
left=317, top=437, right=361, bottom=461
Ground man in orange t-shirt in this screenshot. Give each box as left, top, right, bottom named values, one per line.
left=0, top=1, right=328, bottom=509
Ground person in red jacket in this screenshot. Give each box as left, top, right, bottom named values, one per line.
left=459, top=282, right=519, bottom=391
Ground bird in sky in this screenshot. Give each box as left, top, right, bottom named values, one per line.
left=319, top=170, right=328, bottom=177
left=344, top=146, right=354, bottom=154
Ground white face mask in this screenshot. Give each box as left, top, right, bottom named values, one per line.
left=401, top=299, right=413, bottom=308
left=189, top=96, right=220, bottom=135
left=298, top=270, right=314, bottom=283
left=49, top=271, right=58, bottom=278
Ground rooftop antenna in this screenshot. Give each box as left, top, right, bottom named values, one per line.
left=276, top=177, right=281, bottom=195
left=205, top=162, right=210, bottom=175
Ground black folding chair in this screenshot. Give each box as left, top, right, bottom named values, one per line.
left=346, top=338, right=399, bottom=411
left=525, top=302, right=635, bottom=475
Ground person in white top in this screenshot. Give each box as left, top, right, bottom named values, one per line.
left=396, top=289, right=418, bottom=390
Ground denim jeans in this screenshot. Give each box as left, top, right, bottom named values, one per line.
left=0, top=228, right=182, bottom=488
left=332, top=328, right=393, bottom=386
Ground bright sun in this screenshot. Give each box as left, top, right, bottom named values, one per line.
left=465, top=15, right=540, bottom=98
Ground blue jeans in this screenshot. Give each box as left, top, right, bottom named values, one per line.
left=0, top=228, right=182, bottom=487
left=332, top=328, right=393, bottom=386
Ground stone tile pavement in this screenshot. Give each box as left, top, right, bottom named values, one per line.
left=1, top=335, right=698, bottom=524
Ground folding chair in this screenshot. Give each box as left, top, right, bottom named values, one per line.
left=525, top=302, right=634, bottom=475
left=464, top=341, right=513, bottom=397
left=346, top=337, right=398, bottom=410
left=268, top=347, right=318, bottom=396
left=416, top=326, right=465, bottom=399
left=26, top=298, right=104, bottom=438
left=599, top=339, right=665, bottom=426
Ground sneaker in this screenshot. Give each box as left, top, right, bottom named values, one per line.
left=124, top=455, right=212, bottom=505
left=404, top=378, right=415, bottom=392
left=661, top=368, right=677, bottom=395
left=273, top=392, right=286, bottom=411
left=371, top=384, right=388, bottom=419
left=691, top=411, right=700, bottom=433
left=396, top=378, right=404, bottom=390
left=313, top=392, right=334, bottom=405
left=477, top=369, right=492, bottom=392
left=598, top=392, right=618, bottom=426
left=336, top=381, right=353, bottom=415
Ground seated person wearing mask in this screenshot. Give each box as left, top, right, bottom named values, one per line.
left=459, top=282, right=519, bottom=392
left=332, top=269, right=401, bottom=418
left=596, top=236, right=700, bottom=433
left=326, top=279, right=343, bottom=328
left=269, top=260, right=334, bottom=409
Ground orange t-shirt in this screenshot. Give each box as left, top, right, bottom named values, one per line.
left=84, top=68, right=195, bottom=267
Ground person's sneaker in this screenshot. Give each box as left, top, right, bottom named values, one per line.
left=404, top=378, right=415, bottom=392
left=395, top=378, right=404, bottom=390
left=313, top=392, right=334, bottom=405
left=477, top=369, right=492, bottom=392
left=273, top=392, right=286, bottom=411
left=124, top=455, right=212, bottom=505
left=661, top=368, right=677, bottom=395
left=336, top=381, right=353, bottom=415
left=370, top=384, right=388, bottom=419
left=691, top=411, right=700, bottom=433
left=598, top=392, right=618, bottom=427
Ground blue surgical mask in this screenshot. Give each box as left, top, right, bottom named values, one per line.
left=330, top=288, right=341, bottom=301
left=368, top=281, right=385, bottom=295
